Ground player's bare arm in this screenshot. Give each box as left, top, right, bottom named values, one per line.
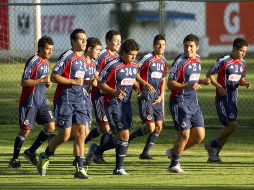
left=206, top=71, right=226, bottom=96
left=136, top=74, right=156, bottom=93
left=152, top=77, right=165, bottom=105
left=52, top=72, right=83, bottom=86
left=198, top=78, right=211, bottom=85
left=168, top=78, right=201, bottom=91
left=240, top=78, right=251, bottom=89
left=98, top=81, right=126, bottom=100
left=21, top=75, right=51, bottom=87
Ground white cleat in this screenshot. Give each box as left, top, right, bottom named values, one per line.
left=113, top=168, right=130, bottom=175
left=168, top=163, right=184, bottom=173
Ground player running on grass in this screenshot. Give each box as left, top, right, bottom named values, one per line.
left=86, top=39, right=140, bottom=175
left=166, top=34, right=210, bottom=173
left=129, top=34, right=167, bottom=160
left=37, top=28, right=90, bottom=179
left=205, top=38, right=251, bottom=163
left=8, top=36, right=55, bottom=168
left=84, top=30, right=121, bottom=164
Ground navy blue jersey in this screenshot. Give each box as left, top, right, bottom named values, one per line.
left=99, top=58, right=139, bottom=103
left=53, top=50, right=86, bottom=104
left=209, top=54, right=246, bottom=101
left=139, top=52, right=167, bottom=101
left=20, top=55, right=50, bottom=107
left=83, top=59, right=97, bottom=93
left=169, top=53, right=201, bottom=103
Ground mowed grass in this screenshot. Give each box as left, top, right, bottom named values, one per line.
left=1, top=58, right=254, bottom=125
left=0, top=125, right=254, bottom=189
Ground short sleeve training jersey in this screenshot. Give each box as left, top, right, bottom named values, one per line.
left=139, top=52, right=167, bottom=101
left=208, top=54, right=246, bottom=101
left=98, top=58, right=139, bottom=103
left=169, top=53, right=201, bottom=103
left=19, top=55, right=50, bottom=107
left=83, top=59, right=97, bottom=93
left=53, top=49, right=86, bottom=104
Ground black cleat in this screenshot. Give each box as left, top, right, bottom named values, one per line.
left=139, top=153, right=153, bottom=160
left=24, top=149, right=38, bottom=166
left=93, top=156, right=108, bottom=164
left=8, top=158, right=21, bottom=168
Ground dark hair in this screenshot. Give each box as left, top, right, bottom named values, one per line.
left=70, top=28, right=86, bottom=45
left=183, top=34, right=199, bottom=46
left=38, top=35, right=54, bottom=52
left=233, top=38, right=248, bottom=49
left=105, top=29, right=121, bottom=42
left=85, top=37, right=102, bottom=52
left=153, top=34, right=166, bottom=45
left=120, top=39, right=139, bottom=55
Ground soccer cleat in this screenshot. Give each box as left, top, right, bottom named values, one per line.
left=37, top=153, right=49, bottom=176
left=85, top=143, right=99, bottom=166
left=93, top=156, right=108, bottom=164
left=207, top=156, right=223, bottom=163
left=168, top=163, right=184, bottom=173
left=8, top=158, right=21, bottom=168
left=24, top=149, right=38, bottom=166
left=165, top=148, right=173, bottom=160
left=205, top=140, right=222, bottom=163
left=74, top=168, right=90, bottom=179
left=139, top=153, right=153, bottom=160
left=113, top=168, right=130, bottom=175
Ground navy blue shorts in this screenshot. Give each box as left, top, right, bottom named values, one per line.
left=54, top=101, right=89, bottom=129
left=92, top=95, right=109, bottom=127
left=215, top=97, right=237, bottom=125
left=138, top=97, right=164, bottom=123
left=169, top=99, right=204, bottom=131
left=19, top=99, right=54, bottom=130
left=84, top=94, right=93, bottom=128
left=105, top=100, right=132, bottom=134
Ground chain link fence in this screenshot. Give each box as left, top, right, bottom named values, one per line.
left=0, top=0, right=254, bottom=126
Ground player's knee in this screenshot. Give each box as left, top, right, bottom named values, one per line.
left=227, top=122, right=239, bottom=132
left=195, top=135, right=204, bottom=144
left=44, top=122, right=55, bottom=133
left=19, top=128, right=30, bottom=138
left=101, top=125, right=110, bottom=133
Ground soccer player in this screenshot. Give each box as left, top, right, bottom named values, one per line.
left=85, top=30, right=121, bottom=163
left=86, top=39, right=140, bottom=175
left=8, top=36, right=55, bottom=168
left=205, top=38, right=251, bottom=162
left=166, top=34, right=210, bottom=173
left=129, top=34, right=167, bottom=160
left=37, top=28, right=90, bottom=179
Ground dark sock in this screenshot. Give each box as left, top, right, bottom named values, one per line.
left=85, top=127, right=102, bottom=144
left=96, top=135, right=115, bottom=156
left=100, top=132, right=112, bottom=146
left=141, top=133, right=159, bottom=155
left=12, top=135, right=25, bottom=160
left=129, top=127, right=147, bottom=142
left=211, top=139, right=221, bottom=149
left=75, top=156, right=84, bottom=170
left=28, top=130, right=51, bottom=153
left=170, top=153, right=180, bottom=167
left=115, top=138, right=129, bottom=170
left=42, top=146, right=55, bottom=159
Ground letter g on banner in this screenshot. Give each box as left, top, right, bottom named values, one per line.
left=224, top=3, right=240, bottom=34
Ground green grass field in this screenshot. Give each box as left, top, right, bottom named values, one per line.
left=0, top=126, right=254, bottom=189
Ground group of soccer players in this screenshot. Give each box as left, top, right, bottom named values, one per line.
left=8, top=27, right=251, bottom=179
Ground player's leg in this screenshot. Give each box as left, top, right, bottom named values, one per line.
left=140, top=103, right=164, bottom=159
left=9, top=106, right=34, bottom=168
left=184, top=127, right=205, bottom=150
left=24, top=102, right=55, bottom=166
left=73, top=123, right=90, bottom=179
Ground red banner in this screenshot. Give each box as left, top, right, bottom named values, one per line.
left=206, top=2, right=254, bottom=45
left=0, top=0, right=9, bottom=50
